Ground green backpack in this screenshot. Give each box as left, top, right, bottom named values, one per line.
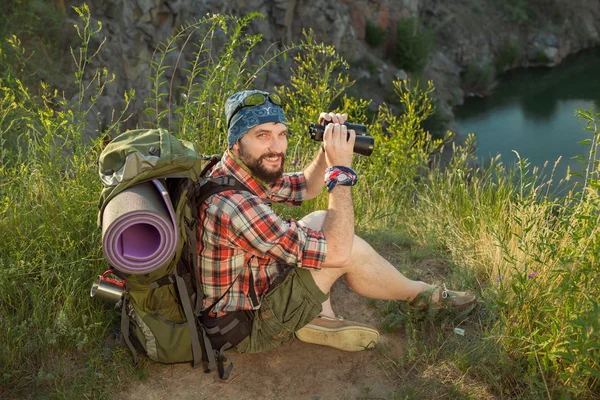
left=96, top=128, right=249, bottom=379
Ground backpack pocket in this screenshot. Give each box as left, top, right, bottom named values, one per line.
left=128, top=305, right=194, bottom=364
left=200, top=309, right=254, bottom=352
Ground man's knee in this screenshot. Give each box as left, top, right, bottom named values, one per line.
left=299, top=211, right=373, bottom=262
left=298, top=210, right=326, bottom=231
left=350, top=235, right=373, bottom=260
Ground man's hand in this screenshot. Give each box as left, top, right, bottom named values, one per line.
left=319, top=112, right=356, bottom=168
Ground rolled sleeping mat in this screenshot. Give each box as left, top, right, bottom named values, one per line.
left=102, top=180, right=178, bottom=274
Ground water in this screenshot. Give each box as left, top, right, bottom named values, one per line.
left=455, top=47, right=600, bottom=183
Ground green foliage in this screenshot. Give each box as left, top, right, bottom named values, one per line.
left=365, top=20, right=387, bottom=48
left=489, top=0, right=568, bottom=25
left=490, top=0, right=530, bottom=24
left=495, top=40, right=521, bottom=72
left=462, top=63, right=496, bottom=94
left=0, top=4, right=132, bottom=397
left=535, top=49, right=551, bottom=64
left=421, top=96, right=450, bottom=141
left=399, top=110, right=600, bottom=397
left=0, top=0, right=65, bottom=88
left=2, top=3, right=600, bottom=398
left=146, top=13, right=266, bottom=150
left=393, top=18, right=434, bottom=73
left=0, top=7, right=438, bottom=396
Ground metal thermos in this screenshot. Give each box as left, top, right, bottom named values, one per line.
left=90, top=271, right=124, bottom=304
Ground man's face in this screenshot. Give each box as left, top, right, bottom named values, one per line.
left=232, top=122, right=288, bottom=183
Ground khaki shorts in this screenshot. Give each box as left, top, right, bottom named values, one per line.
left=235, top=267, right=328, bottom=354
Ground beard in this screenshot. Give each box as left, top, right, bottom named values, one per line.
left=237, top=144, right=286, bottom=183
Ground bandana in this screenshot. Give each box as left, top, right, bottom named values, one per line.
left=225, top=90, right=287, bottom=148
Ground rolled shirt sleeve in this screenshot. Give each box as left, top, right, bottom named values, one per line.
left=267, top=172, right=306, bottom=206
left=211, top=191, right=326, bottom=269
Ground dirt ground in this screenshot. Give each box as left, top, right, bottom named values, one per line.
left=121, top=250, right=488, bottom=400
left=121, top=280, right=410, bottom=400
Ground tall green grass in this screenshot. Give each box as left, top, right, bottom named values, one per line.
left=1, top=4, right=599, bottom=398
left=401, top=116, right=600, bottom=397
left=0, top=7, right=437, bottom=397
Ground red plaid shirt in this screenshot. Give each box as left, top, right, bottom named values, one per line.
left=197, top=151, right=326, bottom=314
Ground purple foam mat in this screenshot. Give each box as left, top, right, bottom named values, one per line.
left=101, top=180, right=178, bottom=274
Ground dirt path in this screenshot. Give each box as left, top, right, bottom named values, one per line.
left=121, top=280, right=409, bottom=400
left=120, top=245, right=492, bottom=400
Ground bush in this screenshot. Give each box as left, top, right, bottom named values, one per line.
left=461, top=63, right=496, bottom=94
left=0, top=0, right=65, bottom=88
left=495, top=40, right=521, bottom=72
left=421, top=97, right=450, bottom=141
left=0, top=8, right=439, bottom=397
left=490, top=0, right=529, bottom=24
left=3, top=4, right=599, bottom=398
left=402, top=110, right=600, bottom=397
left=535, top=49, right=552, bottom=64
left=393, top=18, right=434, bottom=73
left=365, top=20, right=386, bottom=48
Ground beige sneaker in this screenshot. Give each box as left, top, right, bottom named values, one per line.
left=439, top=288, right=477, bottom=311
left=411, top=285, right=477, bottom=311
left=295, top=315, right=380, bottom=352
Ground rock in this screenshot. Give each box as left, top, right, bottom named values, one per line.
left=357, top=69, right=371, bottom=80
left=52, top=0, right=600, bottom=143
left=137, top=0, right=156, bottom=15
left=544, top=47, right=558, bottom=63
left=378, top=71, right=386, bottom=86
left=349, top=4, right=366, bottom=40
left=535, top=33, right=558, bottom=48
left=395, top=69, right=407, bottom=81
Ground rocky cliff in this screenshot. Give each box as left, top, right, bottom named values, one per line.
left=60, top=0, right=600, bottom=138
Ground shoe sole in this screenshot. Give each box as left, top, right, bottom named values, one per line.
left=295, top=325, right=380, bottom=352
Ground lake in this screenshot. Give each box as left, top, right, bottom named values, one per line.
left=455, top=47, right=600, bottom=184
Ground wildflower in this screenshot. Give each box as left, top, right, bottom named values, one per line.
left=292, top=158, right=299, bottom=167
left=527, top=271, right=538, bottom=280
left=495, top=275, right=503, bottom=285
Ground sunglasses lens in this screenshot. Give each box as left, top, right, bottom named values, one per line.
left=269, top=93, right=282, bottom=106
left=228, top=92, right=284, bottom=129
left=244, top=93, right=267, bottom=107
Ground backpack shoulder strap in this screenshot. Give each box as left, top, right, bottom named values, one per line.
left=197, top=175, right=250, bottom=204
left=181, top=174, right=250, bottom=379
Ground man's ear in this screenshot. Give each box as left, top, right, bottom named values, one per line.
left=231, top=141, right=239, bottom=155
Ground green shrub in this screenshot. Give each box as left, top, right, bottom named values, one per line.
left=0, top=0, right=65, bottom=88
left=3, top=3, right=599, bottom=398
left=461, top=63, right=496, bottom=94
left=421, top=96, right=450, bottom=141
left=393, top=18, right=434, bottom=73
left=401, top=110, right=600, bottom=397
left=365, top=20, right=386, bottom=48
left=535, top=49, right=551, bottom=64
left=0, top=7, right=440, bottom=396
left=495, top=40, right=521, bottom=72
left=490, top=0, right=529, bottom=24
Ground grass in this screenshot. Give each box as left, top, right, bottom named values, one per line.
left=366, top=235, right=528, bottom=399
left=1, top=5, right=600, bottom=399
left=462, top=63, right=496, bottom=95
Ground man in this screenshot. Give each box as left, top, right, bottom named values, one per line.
left=197, top=89, right=476, bottom=354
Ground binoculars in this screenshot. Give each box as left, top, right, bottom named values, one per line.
left=308, top=122, right=374, bottom=157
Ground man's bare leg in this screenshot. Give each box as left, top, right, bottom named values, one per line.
left=299, top=211, right=440, bottom=318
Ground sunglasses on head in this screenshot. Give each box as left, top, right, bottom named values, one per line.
left=227, top=92, right=283, bottom=128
